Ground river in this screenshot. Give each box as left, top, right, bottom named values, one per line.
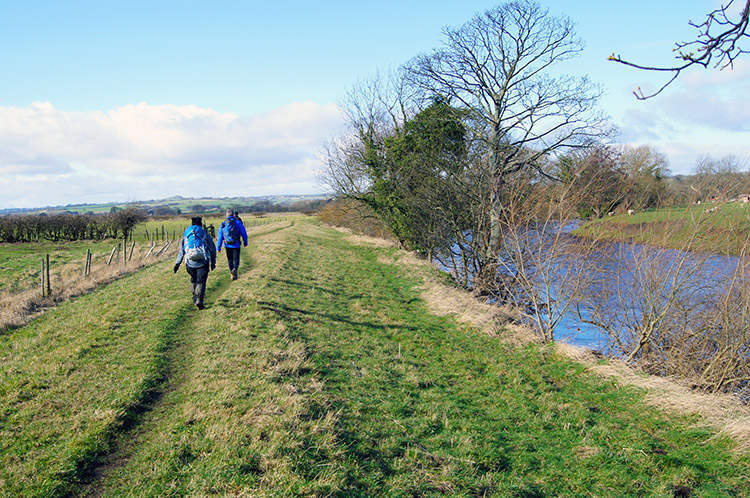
left=437, top=222, right=744, bottom=352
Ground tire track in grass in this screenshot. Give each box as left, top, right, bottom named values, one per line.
left=73, top=271, right=234, bottom=498
left=0, top=262, right=202, bottom=498
left=75, top=222, right=296, bottom=497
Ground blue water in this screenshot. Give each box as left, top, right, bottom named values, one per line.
left=436, top=224, right=742, bottom=353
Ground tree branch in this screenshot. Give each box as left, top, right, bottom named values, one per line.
left=609, top=0, right=750, bottom=99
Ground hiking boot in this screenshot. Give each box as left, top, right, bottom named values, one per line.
left=231, top=270, right=238, bottom=280
left=196, top=302, right=205, bottom=310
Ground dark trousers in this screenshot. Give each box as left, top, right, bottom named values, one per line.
left=186, top=264, right=209, bottom=305
left=225, top=247, right=241, bottom=272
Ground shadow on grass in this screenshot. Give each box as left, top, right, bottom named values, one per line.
left=257, top=300, right=420, bottom=333
left=268, top=276, right=340, bottom=296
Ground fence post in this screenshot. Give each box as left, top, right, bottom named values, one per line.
left=41, top=258, right=46, bottom=297
left=83, top=249, right=89, bottom=277
left=107, top=245, right=117, bottom=266
left=45, top=254, right=51, bottom=297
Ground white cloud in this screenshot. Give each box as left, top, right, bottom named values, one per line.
left=609, top=60, right=750, bottom=174
left=0, top=101, right=344, bottom=208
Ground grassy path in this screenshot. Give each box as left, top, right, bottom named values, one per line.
left=1, top=219, right=748, bottom=497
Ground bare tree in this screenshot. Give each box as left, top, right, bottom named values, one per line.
left=579, top=218, right=713, bottom=363
left=667, top=254, right=750, bottom=395
left=109, top=205, right=148, bottom=243
left=319, top=70, right=410, bottom=204
left=405, top=0, right=608, bottom=293
left=691, top=153, right=750, bottom=201
left=499, top=176, right=604, bottom=342
left=555, top=145, right=631, bottom=218
left=610, top=0, right=750, bottom=99
left=619, top=145, right=671, bottom=210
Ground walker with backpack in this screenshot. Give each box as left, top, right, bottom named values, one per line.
left=184, top=225, right=210, bottom=263
left=221, top=215, right=239, bottom=245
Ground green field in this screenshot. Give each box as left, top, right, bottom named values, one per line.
left=576, top=202, right=750, bottom=255
left=0, top=239, right=136, bottom=295
left=1, top=195, right=325, bottom=216
left=0, top=215, right=299, bottom=296
left=0, top=218, right=747, bottom=497
left=137, top=214, right=299, bottom=243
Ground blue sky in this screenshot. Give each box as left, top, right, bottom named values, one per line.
left=1, top=0, right=748, bottom=209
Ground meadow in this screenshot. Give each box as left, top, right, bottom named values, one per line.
left=137, top=213, right=298, bottom=243
left=0, top=214, right=298, bottom=296
left=0, top=218, right=748, bottom=497
left=576, top=201, right=750, bottom=255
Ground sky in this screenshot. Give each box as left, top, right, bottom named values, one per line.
left=1, top=0, right=748, bottom=209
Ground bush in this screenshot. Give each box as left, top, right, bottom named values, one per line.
left=317, top=198, right=392, bottom=240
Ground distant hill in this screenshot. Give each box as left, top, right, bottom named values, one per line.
left=0, top=194, right=331, bottom=216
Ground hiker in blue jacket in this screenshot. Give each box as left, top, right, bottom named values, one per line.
left=217, top=209, right=248, bottom=280
left=174, top=216, right=217, bottom=309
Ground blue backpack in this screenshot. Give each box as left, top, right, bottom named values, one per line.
left=223, top=216, right=239, bottom=245
left=184, top=225, right=209, bottom=262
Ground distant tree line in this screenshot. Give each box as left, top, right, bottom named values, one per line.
left=225, top=199, right=330, bottom=214
left=557, top=146, right=749, bottom=219
left=184, top=199, right=328, bottom=216
left=0, top=207, right=147, bottom=243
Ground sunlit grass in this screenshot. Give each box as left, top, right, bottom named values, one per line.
left=1, top=219, right=748, bottom=497
left=0, top=214, right=300, bottom=296
left=577, top=202, right=750, bottom=255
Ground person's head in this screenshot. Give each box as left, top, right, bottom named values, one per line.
left=234, top=211, right=239, bottom=217
left=191, top=216, right=202, bottom=227
left=226, top=209, right=233, bottom=218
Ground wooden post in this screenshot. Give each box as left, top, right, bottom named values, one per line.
left=155, top=240, right=172, bottom=256
left=161, top=225, right=165, bottom=241
left=129, top=240, right=136, bottom=262
left=87, top=249, right=92, bottom=276
left=41, top=258, right=46, bottom=297
left=45, top=254, right=51, bottom=296
left=107, top=245, right=117, bottom=266
left=83, top=249, right=90, bottom=277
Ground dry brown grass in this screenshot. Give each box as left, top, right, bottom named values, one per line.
left=341, top=231, right=399, bottom=248
left=340, top=227, right=750, bottom=453
left=0, top=249, right=178, bottom=332
left=567, top=346, right=750, bottom=454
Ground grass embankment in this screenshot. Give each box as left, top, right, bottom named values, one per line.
left=576, top=202, right=750, bottom=255
left=1, top=219, right=748, bottom=497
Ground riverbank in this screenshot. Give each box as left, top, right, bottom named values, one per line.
left=2, top=219, right=748, bottom=496
left=353, top=229, right=750, bottom=453
left=575, top=202, right=750, bottom=256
